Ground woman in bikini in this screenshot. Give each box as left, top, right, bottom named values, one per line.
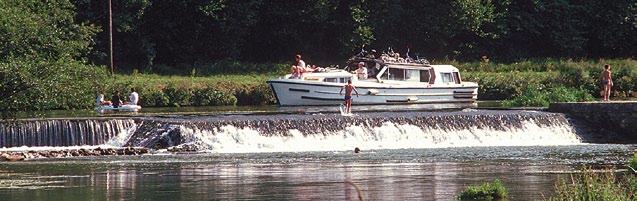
left=601, top=64, right=613, bottom=101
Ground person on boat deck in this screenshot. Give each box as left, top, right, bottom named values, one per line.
left=126, top=88, right=139, bottom=105
left=111, top=91, right=123, bottom=108
left=96, top=92, right=112, bottom=106
left=290, top=54, right=306, bottom=78
left=339, top=80, right=359, bottom=114
left=355, top=62, right=367, bottom=79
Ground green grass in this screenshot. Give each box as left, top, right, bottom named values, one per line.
left=458, top=179, right=508, bottom=201
left=550, top=169, right=636, bottom=201
left=549, top=154, right=637, bottom=201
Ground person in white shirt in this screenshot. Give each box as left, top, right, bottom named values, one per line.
left=355, top=62, right=367, bottom=79
left=291, top=54, right=306, bottom=78
left=127, top=88, right=139, bottom=105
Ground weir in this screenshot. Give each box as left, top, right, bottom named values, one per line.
left=0, top=119, right=135, bottom=148
left=0, top=110, right=592, bottom=152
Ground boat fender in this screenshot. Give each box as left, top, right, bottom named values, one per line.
left=367, top=89, right=379, bottom=95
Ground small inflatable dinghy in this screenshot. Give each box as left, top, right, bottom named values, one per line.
left=96, top=105, right=141, bottom=113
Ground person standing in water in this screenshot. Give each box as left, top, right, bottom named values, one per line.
left=339, top=80, right=359, bottom=114
left=601, top=64, right=613, bottom=101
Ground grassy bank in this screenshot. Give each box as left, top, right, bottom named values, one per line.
left=6, top=59, right=633, bottom=112
left=102, top=74, right=276, bottom=107
left=459, top=59, right=636, bottom=106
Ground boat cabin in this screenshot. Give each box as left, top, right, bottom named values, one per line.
left=375, top=64, right=462, bottom=85
left=291, top=63, right=463, bottom=86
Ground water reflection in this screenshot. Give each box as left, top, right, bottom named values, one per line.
left=0, top=161, right=571, bottom=200
left=0, top=145, right=633, bottom=200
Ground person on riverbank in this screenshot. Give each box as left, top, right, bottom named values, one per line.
left=291, top=54, right=306, bottom=78
left=127, top=88, right=139, bottom=105
left=601, top=64, right=613, bottom=101
left=339, top=80, right=359, bottom=114
left=111, top=91, right=123, bottom=108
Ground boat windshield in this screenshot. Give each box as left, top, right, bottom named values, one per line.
left=382, top=67, right=431, bottom=83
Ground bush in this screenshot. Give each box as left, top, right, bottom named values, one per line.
left=502, top=87, right=594, bottom=107
left=458, top=179, right=508, bottom=201
left=463, top=72, right=556, bottom=100
left=192, top=88, right=237, bottom=106
left=164, top=85, right=193, bottom=107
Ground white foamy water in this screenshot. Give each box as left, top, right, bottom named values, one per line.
left=104, top=123, right=138, bottom=147
left=177, top=119, right=583, bottom=153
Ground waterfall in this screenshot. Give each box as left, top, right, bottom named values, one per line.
left=0, top=110, right=588, bottom=152
left=0, top=119, right=136, bottom=148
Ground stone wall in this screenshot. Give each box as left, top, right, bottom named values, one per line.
left=549, top=102, right=637, bottom=143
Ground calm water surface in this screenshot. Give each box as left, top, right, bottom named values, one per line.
left=0, top=144, right=634, bottom=201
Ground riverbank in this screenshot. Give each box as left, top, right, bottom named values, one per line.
left=3, top=59, right=636, bottom=116
left=101, top=59, right=635, bottom=108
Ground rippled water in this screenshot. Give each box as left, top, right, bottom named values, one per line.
left=1, top=144, right=634, bottom=201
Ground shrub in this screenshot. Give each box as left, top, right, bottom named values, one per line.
left=550, top=169, right=635, bottom=201
left=458, top=179, right=508, bottom=201
left=192, top=88, right=237, bottom=106
left=137, top=87, right=169, bottom=107
left=164, top=85, right=193, bottom=107
left=463, top=72, right=556, bottom=100
left=234, top=83, right=276, bottom=105
left=502, top=87, right=594, bottom=107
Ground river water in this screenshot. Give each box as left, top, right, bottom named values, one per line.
left=0, top=145, right=634, bottom=201
left=0, top=107, right=635, bottom=200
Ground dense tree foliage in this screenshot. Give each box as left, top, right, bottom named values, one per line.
left=73, top=0, right=636, bottom=69
left=0, top=0, right=106, bottom=116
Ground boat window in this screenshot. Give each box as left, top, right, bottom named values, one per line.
left=404, top=69, right=420, bottom=82
left=453, top=72, right=461, bottom=84
left=339, top=77, right=350, bottom=83
left=387, top=68, right=405, bottom=80
left=420, top=70, right=430, bottom=82
left=324, top=78, right=337, bottom=83
left=441, top=73, right=453, bottom=83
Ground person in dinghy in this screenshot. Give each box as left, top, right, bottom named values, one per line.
left=339, top=80, right=359, bottom=114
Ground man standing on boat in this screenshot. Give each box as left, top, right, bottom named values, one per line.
left=340, top=80, right=359, bottom=114
left=355, top=62, right=367, bottom=79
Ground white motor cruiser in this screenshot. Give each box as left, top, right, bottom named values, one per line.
left=267, top=52, right=478, bottom=106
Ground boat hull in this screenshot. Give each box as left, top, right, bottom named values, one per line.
left=268, top=80, right=478, bottom=106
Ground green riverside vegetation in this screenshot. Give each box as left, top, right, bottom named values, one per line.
left=1, top=0, right=636, bottom=115
left=549, top=155, right=637, bottom=200
left=457, top=179, right=508, bottom=201
left=456, top=154, right=637, bottom=200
